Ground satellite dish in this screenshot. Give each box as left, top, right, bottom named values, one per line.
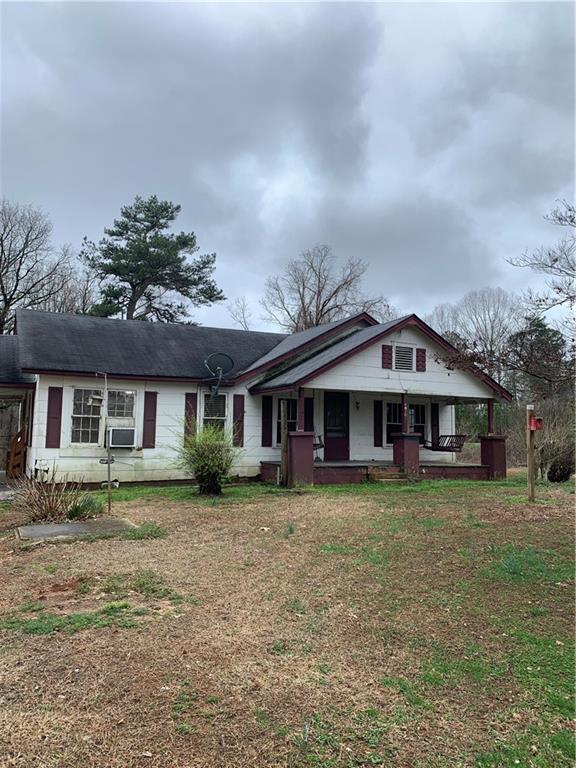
left=204, top=352, right=234, bottom=378
left=204, top=352, right=234, bottom=398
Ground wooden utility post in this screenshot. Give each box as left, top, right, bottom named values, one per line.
left=526, top=404, right=535, bottom=502
left=280, top=399, right=288, bottom=486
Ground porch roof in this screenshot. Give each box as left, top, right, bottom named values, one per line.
left=251, top=321, right=401, bottom=391
left=250, top=315, right=512, bottom=401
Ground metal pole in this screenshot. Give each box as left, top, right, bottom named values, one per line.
left=104, top=373, right=111, bottom=515
left=526, top=404, right=535, bottom=503
left=280, top=399, right=288, bottom=487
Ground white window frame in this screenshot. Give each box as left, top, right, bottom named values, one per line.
left=384, top=399, right=428, bottom=445
left=71, top=388, right=103, bottom=445
left=201, top=390, right=228, bottom=431
left=275, top=397, right=298, bottom=446
left=393, top=344, right=415, bottom=372
left=107, top=389, right=136, bottom=419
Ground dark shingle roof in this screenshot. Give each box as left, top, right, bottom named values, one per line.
left=0, top=335, right=35, bottom=386
left=239, top=313, right=375, bottom=375
left=253, top=317, right=409, bottom=390
left=16, top=310, right=286, bottom=380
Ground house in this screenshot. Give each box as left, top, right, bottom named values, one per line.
left=1, top=309, right=511, bottom=485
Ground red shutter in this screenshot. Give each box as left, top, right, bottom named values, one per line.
left=261, top=395, right=273, bottom=447
left=304, top=397, right=314, bottom=433
left=184, top=393, right=197, bottom=437
left=142, top=392, right=157, bottom=448
left=373, top=399, right=383, bottom=447
left=382, top=344, right=393, bottom=369
left=45, top=387, right=63, bottom=448
left=416, top=348, right=427, bottom=372
left=233, top=394, right=245, bottom=447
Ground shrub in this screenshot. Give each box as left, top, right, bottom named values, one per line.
left=175, top=422, right=236, bottom=495
left=67, top=494, right=104, bottom=520
left=10, top=471, right=102, bottom=523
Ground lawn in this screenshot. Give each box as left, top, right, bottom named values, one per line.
left=0, top=475, right=573, bottom=767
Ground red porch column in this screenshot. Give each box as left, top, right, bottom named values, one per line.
left=487, top=398, right=495, bottom=434
left=287, top=431, right=314, bottom=486
left=392, top=433, right=420, bottom=478
left=480, top=435, right=507, bottom=480
left=297, top=387, right=305, bottom=431
left=401, top=393, right=409, bottom=433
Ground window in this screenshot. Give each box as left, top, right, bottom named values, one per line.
left=386, top=402, right=402, bottom=444
left=71, top=389, right=102, bottom=444
left=107, top=390, right=135, bottom=418
left=276, top=398, right=297, bottom=444
left=386, top=402, right=426, bottom=443
left=203, top=393, right=227, bottom=431
left=394, top=345, right=414, bottom=371
left=409, top=404, right=426, bottom=444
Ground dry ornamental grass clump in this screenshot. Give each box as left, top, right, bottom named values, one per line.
left=10, top=470, right=103, bottom=523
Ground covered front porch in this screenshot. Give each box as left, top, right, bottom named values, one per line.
left=258, top=387, right=505, bottom=485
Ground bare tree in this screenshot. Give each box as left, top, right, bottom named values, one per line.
left=0, top=200, right=72, bottom=333
left=33, top=247, right=99, bottom=316
left=456, top=287, right=523, bottom=377
left=227, top=296, right=252, bottom=330
left=426, top=287, right=522, bottom=378
left=424, top=302, right=465, bottom=347
left=261, top=244, right=392, bottom=332
left=509, top=200, right=576, bottom=314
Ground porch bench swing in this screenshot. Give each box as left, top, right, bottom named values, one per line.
left=424, top=434, right=467, bottom=453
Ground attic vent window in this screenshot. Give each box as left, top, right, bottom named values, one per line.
left=394, top=346, right=414, bottom=371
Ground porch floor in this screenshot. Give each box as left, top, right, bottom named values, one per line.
left=262, top=459, right=485, bottom=468
left=260, top=458, right=492, bottom=484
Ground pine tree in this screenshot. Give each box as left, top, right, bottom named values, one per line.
left=82, top=195, right=224, bottom=322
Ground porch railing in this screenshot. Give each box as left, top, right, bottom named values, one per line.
left=6, top=428, right=26, bottom=479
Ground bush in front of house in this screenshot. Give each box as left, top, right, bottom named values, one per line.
left=175, top=422, right=236, bottom=495
left=67, top=494, right=105, bottom=520
left=11, top=471, right=104, bottom=523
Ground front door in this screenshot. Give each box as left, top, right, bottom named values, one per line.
left=323, top=392, right=349, bottom=460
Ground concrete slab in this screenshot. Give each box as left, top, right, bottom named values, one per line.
left=0, top=487, right=14, bottom=502
left=17, top=517, right=137, bottom=542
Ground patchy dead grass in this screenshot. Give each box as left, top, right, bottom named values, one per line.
left=0, top=478, right=573, bottom=767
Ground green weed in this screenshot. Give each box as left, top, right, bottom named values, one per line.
left=283, top=522, right=296, bottom=538
left=269, top=639, right=290, bottom=655
left=319, top=543, right=353, bottom=555
left=380, top=676, right=430, bottom=708
left=0, top=601, right=141, bottom=635
left=284, top=597, right=306, bottom=614
left=484, top=544, right=573, bottom=583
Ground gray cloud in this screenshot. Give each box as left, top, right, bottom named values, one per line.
left=1, top=2, right=573, bottom=327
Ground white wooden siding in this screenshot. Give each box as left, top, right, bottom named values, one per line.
left=306, top=326, right=494, bottom=399
left=29, top=376, right=282, bottom=482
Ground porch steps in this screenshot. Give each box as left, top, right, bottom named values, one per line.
left=367, top=467, right=408, bottom=484
left=376, top=477, right=409, bottom=484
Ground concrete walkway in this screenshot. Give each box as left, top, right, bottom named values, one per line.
left=17, top=517, right=136, bottom=542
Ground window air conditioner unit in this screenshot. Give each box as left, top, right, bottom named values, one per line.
left=108, top=427, right=136, bottom=448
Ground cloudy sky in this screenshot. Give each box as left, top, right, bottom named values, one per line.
left=2, top=1, right=574, bottom=329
